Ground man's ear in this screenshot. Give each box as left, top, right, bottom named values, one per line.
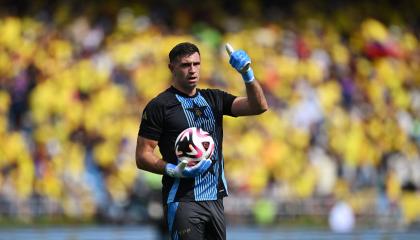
left=168, top=63, right=174, bottom=72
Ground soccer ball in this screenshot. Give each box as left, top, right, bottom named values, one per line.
left=174, top=127, right=215, bottom=166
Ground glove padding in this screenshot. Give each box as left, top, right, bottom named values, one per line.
left=165, top=159, right=212, bottom=178
left=229, top=50, right=254, bottom=83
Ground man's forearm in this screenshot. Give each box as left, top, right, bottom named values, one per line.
left=136, top=151, right=167, bottom=175
left=245, top=80, right=268, bottom=114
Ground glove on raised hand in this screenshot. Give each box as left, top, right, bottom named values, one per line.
left=229, top=50, right=254, bottom=83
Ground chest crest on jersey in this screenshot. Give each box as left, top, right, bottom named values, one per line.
left=187, top=102, right=209, bottom=121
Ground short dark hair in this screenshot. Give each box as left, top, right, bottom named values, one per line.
left=169, top=42, right=200, bottom=63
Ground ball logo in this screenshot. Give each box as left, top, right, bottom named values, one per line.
left=202, top=142, right=210, bottom=150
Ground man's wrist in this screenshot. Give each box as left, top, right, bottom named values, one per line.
left=164, top=163, right=176, bottom=177
left=241, top=68, right=254, bottom=83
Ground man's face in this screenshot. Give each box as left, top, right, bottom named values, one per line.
left=169, top=52, right=201, bottom=93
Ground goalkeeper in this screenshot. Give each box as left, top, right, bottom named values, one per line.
left=136, top=42, right=268, bottom=240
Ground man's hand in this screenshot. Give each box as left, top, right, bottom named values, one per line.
left=165, top=159, right=212, bottom=178
left=226, top=44, right=254, bottom=83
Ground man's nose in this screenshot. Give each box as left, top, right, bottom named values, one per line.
left=188, top=64, right=197, bottom=72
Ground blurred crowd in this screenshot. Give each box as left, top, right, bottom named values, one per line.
left=1, top=1, right=420, bottom=227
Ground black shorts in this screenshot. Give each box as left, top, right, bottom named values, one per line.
left=165, top=199, right=225, bottom=240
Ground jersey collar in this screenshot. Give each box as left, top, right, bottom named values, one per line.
left=169, top=86, right=199, bottom=98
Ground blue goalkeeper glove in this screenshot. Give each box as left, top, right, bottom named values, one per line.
left=165, top=159, right=212, bottom=178
left=229, top=50, right=254, bottom=83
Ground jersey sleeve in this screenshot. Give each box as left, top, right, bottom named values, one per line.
left=217, top=89, right=237, bottom=116
left=138, top=99, right=164, bottom=141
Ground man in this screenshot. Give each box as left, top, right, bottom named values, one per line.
left=136, top=42, right=268, bottom=240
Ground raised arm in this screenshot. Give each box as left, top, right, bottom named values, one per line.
left=226, top=44, right=268, bottom=116
left=231, top=80, right=268, bottom=116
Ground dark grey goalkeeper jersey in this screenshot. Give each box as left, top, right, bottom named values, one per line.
left=138, top=86, right=236, bottom=203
